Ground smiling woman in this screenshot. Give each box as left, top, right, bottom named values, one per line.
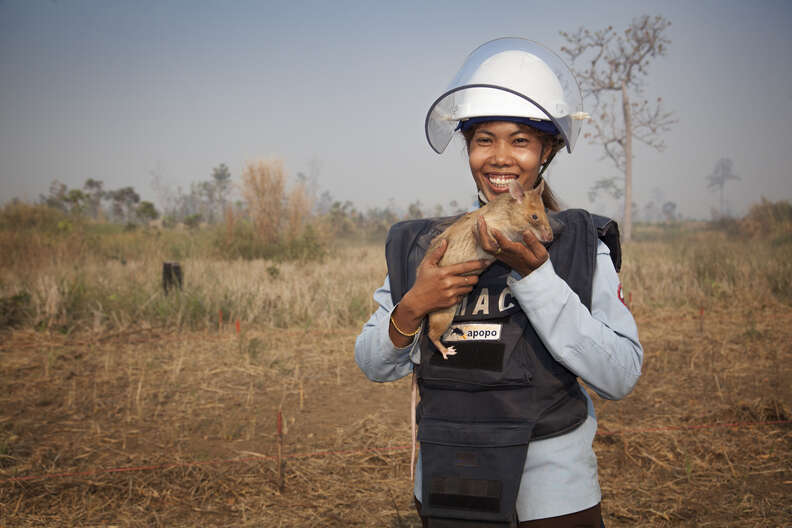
left=355, top=38, right=643, bottom=528
left=462, top=120, right=563, bottom=211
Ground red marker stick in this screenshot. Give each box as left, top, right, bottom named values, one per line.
left=277, top=410, right=284, bottom=491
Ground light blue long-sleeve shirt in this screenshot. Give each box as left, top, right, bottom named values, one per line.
left=354, top=240, right=643, bottom=521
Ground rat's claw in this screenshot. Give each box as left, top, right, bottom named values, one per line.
left=445, top=346, right=456, bottom=356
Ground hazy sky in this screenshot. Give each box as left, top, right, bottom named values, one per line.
left=1, top=0, right=790, bottom=220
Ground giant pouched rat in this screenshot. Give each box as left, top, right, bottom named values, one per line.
left=426, top=178, right=554, bottom=359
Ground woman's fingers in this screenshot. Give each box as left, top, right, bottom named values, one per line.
left=522, top=230, right=547, bottom=256
left=436, top=272, right=478, bottom=294
left=490, top=228, right=517, bottom=252
left=476, top=217, right=499, bottom=253
left=424, top=238, right=448, bottom=266
left=443, top=259, right=489, bottom=276
left=487, top=226, right=549, bottom=276
left=420, top=275, right=474, bottom=308
left=520, top=230, right=549, bottom=267
left=409, top=237, right=489, bottom=314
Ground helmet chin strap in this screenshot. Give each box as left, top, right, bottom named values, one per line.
left=538, top=151, right=556, bottom=179
left=537, top=139, right=560, bottom=179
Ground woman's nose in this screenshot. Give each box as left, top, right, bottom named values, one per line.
left=490, top=141, right=512, bottom=165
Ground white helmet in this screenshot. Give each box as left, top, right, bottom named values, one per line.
left=425, top=38, right=586, bottom=154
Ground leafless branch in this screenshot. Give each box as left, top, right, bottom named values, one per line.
left=631, top=98, right=678, bottom=150
left=588, top=177, right=624, bottom=202
left=585, top=96, right=626, bottom=171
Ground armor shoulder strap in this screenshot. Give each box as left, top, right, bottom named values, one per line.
left=591, top=214, right=622, bottom=272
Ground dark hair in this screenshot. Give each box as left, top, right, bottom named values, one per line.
left=461, top=122, right=563, bottom=212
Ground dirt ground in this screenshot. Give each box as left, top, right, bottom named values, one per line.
left=1, top=302, right=791, bottom=527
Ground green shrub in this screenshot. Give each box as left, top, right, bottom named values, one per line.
left=267, top=265, right=280, bottom=279
left=212, top=221, right=326, bottom=262
left=183, top=214, right=202, bottom=229
left=0, top=202, right=70, bottom=233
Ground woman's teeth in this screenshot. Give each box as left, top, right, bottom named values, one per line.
left=487, top=175, right=516, bottom=190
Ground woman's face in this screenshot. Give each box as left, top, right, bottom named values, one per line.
left=468, top=121, right=549, bottom=203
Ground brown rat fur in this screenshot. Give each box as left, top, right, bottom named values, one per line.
left=426, top=179, right=553, bottom=359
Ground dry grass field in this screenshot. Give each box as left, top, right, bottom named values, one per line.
left=1, top=217, right=791, bottom=527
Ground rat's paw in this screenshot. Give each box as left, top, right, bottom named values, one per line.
left=437, top=345, right=457, bottom=360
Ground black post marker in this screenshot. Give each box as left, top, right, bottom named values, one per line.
left=162, top=262, right=183, bottom=294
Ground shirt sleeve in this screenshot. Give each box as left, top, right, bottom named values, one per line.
left=507, top=240, right=643, bottom=400
left=354, top=275, right=421, bottom=382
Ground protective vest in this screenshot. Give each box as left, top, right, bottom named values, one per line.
left=385, top=209, right=620, bottom=527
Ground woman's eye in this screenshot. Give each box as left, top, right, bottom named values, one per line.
left=514, top=137, right=530, bottom=145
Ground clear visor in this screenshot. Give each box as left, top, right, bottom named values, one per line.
left=425, top=38, right=584, bottom=154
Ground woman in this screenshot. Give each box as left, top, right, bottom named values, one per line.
left=355, top=38, right=643, bottom=528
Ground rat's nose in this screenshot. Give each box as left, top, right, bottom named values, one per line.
left=541, top=227, right=554, bottom=244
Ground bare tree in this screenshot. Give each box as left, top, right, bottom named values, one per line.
left=706, top=158, right=740, bottom=219
left=211, top=163, right=232, bottom=215
left=561, top=15, right=676, bottom=241
left=661, top=201, right=677, bottom=223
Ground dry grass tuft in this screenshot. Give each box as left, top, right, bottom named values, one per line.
left=242, top=160, right=285, bottom=247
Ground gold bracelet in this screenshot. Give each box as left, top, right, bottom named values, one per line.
left=390, top=314, right=421, bottom=337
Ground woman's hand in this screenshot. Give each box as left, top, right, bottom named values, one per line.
left=476, top=216, right=548, bottom=277
left=390, top=239, right=487, bottom=347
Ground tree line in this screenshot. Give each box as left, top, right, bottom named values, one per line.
left=33, top=156, right=747, bottom=238
left=40, top=178, right=159, bottom=225
left=32, top=161, right=471, bottom=242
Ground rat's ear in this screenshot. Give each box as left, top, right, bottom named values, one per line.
left=532, top=179, right=545, bottom=196
left=508, top=180, right=525, bottom=202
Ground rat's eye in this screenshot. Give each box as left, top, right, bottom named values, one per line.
left=531, top=214, right=539, bottom=220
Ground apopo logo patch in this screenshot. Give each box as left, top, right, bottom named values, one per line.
left=442, top=323, right=502, bottom=342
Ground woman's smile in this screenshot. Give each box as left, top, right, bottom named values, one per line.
left=485, top=172, right=519, bottom=191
